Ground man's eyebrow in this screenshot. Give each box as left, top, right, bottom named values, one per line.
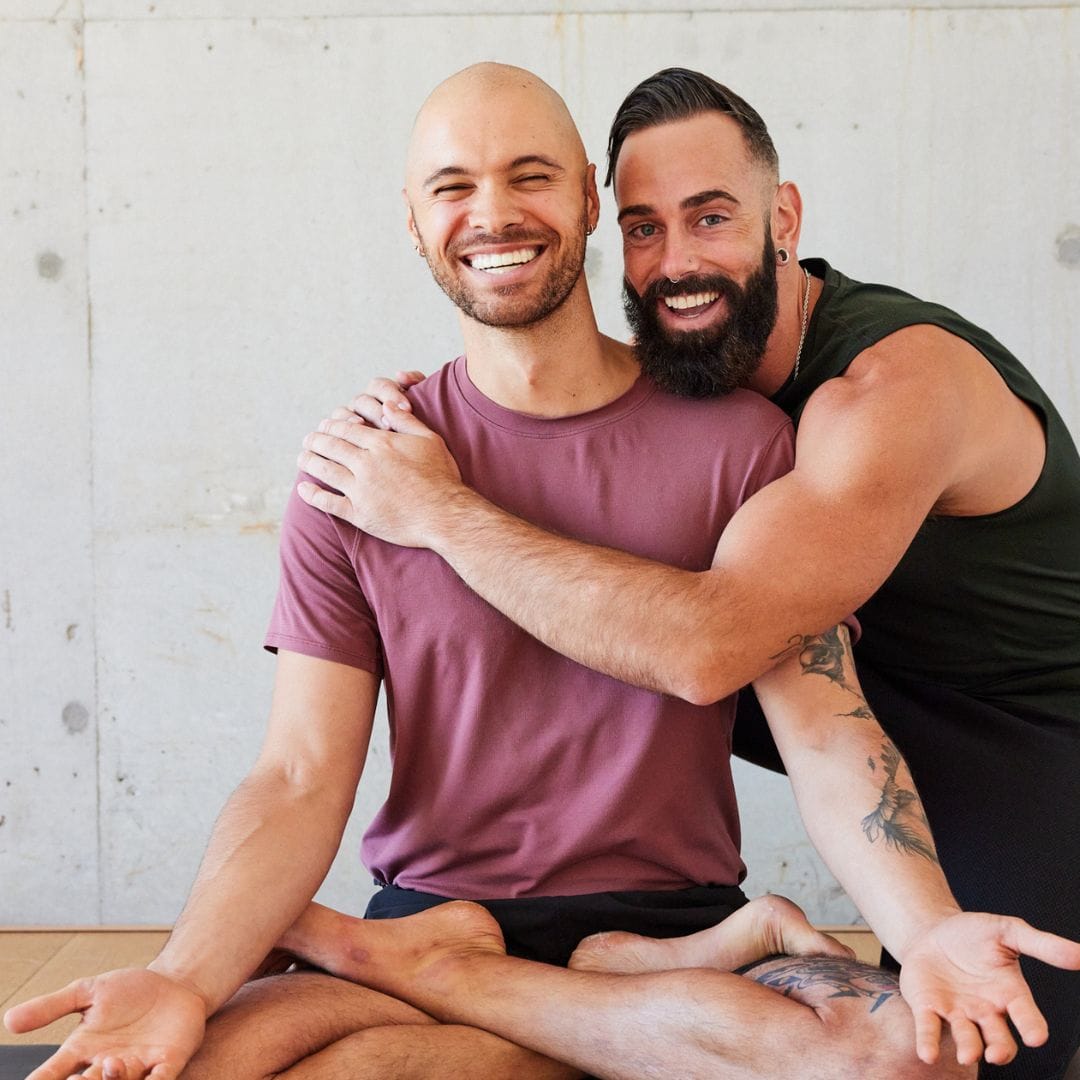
left=422, top=155, right=565, bottom=190
left=682, top=188, right=740, bottom=210
left=617, top=203, right=654, bottom=224
left=617, top=189, right=741, bottom=224
left=422, top=165, right=469, bottom=189
left=507, top=154, right=564, bottom=172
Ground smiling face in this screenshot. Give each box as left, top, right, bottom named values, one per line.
left=614, top=112, right=781, bottom=395
left=404, top=66, right=598, bottom=329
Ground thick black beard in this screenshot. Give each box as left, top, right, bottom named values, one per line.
left=623, top=238, right=779, bottom=398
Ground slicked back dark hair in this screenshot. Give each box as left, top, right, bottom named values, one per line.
left=605, top=68, right=778, bottom=188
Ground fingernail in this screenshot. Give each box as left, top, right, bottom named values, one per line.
left=318, top=421, right=329, bottom=433
left=396, top=401, right=410, bottom=410
left=381, top=417, right=391, bottom=429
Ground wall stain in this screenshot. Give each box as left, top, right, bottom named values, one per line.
left=240, top=521, right=278, bottom=535
left=62, top=701, right=90, bottom=734
left=38, top=251, right=64, bottom=281
left=1056, top=225, right=1080, bottom=268
left=3, top=590, right=11, bottom=630
left=66, top=622, right=78, bottom=641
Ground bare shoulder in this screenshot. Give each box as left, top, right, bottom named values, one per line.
left=805, top=324, right=976, bottom=422
left=794, top=328, right=964, bottom=500
left=798, top=324, right=1045, bottom=514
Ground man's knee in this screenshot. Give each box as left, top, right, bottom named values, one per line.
left=743, top=954, right=975, bottom=1080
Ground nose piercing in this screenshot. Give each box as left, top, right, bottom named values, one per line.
left=668, top=275, right=681, bottom=284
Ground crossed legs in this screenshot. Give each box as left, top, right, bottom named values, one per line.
left=184, top=898, right=973, bottom=1080
left=181, top=972, right=578, bottom=1080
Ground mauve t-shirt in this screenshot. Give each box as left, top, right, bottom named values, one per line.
left=266, top=357, right=794, bottom=899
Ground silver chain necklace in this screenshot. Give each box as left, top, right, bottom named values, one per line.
left=792, top=266, right=811, bottom=381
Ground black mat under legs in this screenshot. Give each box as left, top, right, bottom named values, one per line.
left=0, top=1045, right=59, bottom=1080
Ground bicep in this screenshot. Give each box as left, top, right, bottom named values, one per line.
left=705, top=376, right=957, bottom=660
left=256, top=650, right=379, bottom=799
left=710, top=461, right=928, bottom=633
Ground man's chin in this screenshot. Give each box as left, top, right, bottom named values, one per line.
left=635, top=334, right=764, bottom=399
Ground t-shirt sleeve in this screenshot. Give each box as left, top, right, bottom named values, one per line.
left=264, top=476, right=382, bottom=675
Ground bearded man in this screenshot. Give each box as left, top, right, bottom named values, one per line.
left=318, top=68, right=1080, bottom=1080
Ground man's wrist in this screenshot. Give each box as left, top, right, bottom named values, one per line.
left=422, top=483, right=500, bottom=557
left=145, top=957, right=217, bottom=1016
left=891, top=902, right=964, bottom=962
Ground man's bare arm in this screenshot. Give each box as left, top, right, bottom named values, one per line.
left=147, top=652, right=377, bottom=1009
left=300, top=328, right=1038, bottom=703
left=753, top=624, right=1080, bottom=1068
left=5, top=652, right=378, bottom=1079
left=754, top=625, right=954, bottom=959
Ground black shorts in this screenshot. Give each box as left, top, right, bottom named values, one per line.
left=365, top=882, right=747, bottom=968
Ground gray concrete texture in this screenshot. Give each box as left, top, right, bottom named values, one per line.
left=1, top=3, right=1077, bottom=926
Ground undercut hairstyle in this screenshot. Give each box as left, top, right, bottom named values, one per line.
left=605, top=68, right=779, bottom=187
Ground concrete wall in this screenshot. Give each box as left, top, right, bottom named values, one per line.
left=1, top=0, right=1077, bottom=927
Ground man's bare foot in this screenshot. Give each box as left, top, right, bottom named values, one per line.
left=568, top=895, right=855, bottom=975
left=273, top=899, right=507, bottom=994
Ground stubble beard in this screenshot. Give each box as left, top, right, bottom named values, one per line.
left=418, top=207, right=590, bottom=330
left=622, top=234, right=780, bottom=398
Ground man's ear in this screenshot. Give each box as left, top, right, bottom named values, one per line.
left=403, top=189, right=423, bottom=251
left=585, top=163, right=600, bottom=235
left=772, top=180, right=803, bottom=254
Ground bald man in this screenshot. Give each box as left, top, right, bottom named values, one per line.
left=9, top=64, right=1079, bottom=1080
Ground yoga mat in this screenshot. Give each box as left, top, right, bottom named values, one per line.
left=0, top=1045, right=57, bottom=1080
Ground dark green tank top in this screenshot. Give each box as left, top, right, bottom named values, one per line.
left=772, top=259, right=1080, bottom=719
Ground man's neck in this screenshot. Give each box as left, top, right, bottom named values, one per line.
left=749, top=270, right=823, bottom=397
left=460, top=280, right=639, bottom=418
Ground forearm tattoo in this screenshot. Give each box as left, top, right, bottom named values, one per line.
left=772, top=626, right=866, bottom=704
left=862, top=740, right=939, bottom=864
left=750, top=957, right=899, bottom=1014
left=773, top=627, right=939, bottom=864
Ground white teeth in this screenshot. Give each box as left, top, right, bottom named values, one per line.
left=663, top=291, right=720, bottom=311
left=468, top=247, right=540, bottom=271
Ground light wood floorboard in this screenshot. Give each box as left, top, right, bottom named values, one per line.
left=1, top=931, right=169, bottom=1045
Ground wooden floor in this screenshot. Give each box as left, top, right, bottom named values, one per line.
left=0, top=925, right=881, bottom=1046
left=1, top=929, right=171, bottom=1046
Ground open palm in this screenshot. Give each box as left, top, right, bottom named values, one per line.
left=4, top=967, right=206, bottom=1080
left=899, top=912, right=1080, bottom=1068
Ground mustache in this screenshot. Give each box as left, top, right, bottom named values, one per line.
left=447, top=229, right=554, bottom=256
left=635, top=272, right=745, bottom=304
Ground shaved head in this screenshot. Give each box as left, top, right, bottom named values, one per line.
left=401, top=62, right=599, bottom=331
left=405, top=63, right=587, bottom=194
